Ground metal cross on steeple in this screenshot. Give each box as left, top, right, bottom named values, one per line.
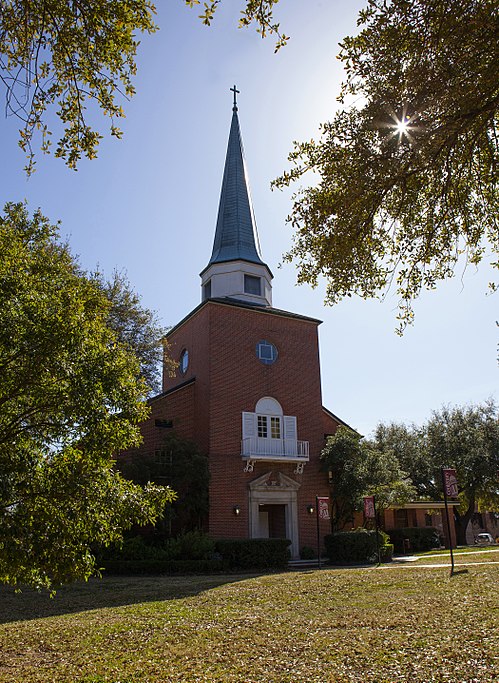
left=230, top=84, right=240, bottom=111
left=200, top=85, right=273, bottom=306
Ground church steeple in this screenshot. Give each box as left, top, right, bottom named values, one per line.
left=200, top=87, right=273, bottom=306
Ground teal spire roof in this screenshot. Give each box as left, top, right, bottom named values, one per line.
left=203, top=91, right=268, bottom=272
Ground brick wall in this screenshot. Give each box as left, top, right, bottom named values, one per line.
left=127, top=299, right=335, bottom=552
left=214, top=302, right=325, bottom=545
left=118, top=381, right=196, bottom=464
left=322, top=409, right=343, bottom=437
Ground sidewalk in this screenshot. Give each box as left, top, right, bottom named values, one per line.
left=393, top=546, right=499, bottom=561
left=385, top=546, right=499, bottom=570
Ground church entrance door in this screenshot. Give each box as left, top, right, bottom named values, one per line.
left=258, top=504, right=287, bottom=539
left=248, top=472, right=301, bottom=559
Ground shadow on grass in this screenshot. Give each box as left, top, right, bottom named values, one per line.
left=0, top=572, right=260, bottom=624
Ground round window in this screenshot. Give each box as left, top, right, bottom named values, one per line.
left=179, top=348, right=189, bottom=374
left=256, top=340, right=278, bottom=365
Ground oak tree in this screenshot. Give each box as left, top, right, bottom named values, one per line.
left=274, top=0, right=498, bottom=330
left=118, top=432, right=209, bottom=537
left=0, top=0, right=286, bottom=172
left=0, top=203, right=175, bottom=590
left=93, top=270, right=175, bottom=395
left=374, top=401, right=499, bottom=545
left=321, top=426, right=415, bottom=530
left=0, top=0, right=158, bottom=173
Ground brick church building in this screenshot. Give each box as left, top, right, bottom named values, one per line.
left=124, top=92, right=352, bottom=559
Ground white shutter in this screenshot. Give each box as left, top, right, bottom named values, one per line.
left=283, top=415, right=297, bottom=456
left=242, top=411, right=257, bottom=439
left=283, top=415, right=297, bottom=440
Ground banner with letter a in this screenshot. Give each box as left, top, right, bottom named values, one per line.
left=442, top=468, right=459, bottom=498
left=317, top=496, right=330, bottom=521
left=363, top=495, right=376, bottom=519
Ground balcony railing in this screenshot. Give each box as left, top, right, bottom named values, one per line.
left=241, top=437, right=309, bottom=461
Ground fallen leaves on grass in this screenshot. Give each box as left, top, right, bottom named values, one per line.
left=0, top=564, right=497, bottom=682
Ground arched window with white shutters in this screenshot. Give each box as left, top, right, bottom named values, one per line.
left=242, top=397, right=300, bottom=457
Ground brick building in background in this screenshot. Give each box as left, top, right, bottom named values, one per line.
left=121, top=92, right=352, bottom=558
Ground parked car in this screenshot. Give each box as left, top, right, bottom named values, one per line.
left=474, top=533, right=495, bottom=545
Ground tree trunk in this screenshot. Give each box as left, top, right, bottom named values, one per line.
left=454, top=499, right=474, bottom=546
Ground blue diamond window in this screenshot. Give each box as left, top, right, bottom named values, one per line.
left=256, top=340, right=278, bottom=365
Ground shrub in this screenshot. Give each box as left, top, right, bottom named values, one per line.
left=324, top=528, right=389, bottom=564
left=98, top=530, right=216, bottom=565
left=99, top=535, right=291, bottom=573
left=215, top=538, right=291, bottom=570
left=387, top=527, right=441, bottom=553
left=300, top=546, right=316, bottom=560
left=167, top=530, right=216, bottom=561
left=379, top=543, right=394, bottom=563
left=99, top=536, right=172, bottom=562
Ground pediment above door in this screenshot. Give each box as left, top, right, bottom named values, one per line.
left=248, top=471, right=301, bottom=492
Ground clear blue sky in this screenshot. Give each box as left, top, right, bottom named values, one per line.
left=0, top=1, right=496, bottom=436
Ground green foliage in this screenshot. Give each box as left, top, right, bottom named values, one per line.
left=0, top=203, right=175, bottom=590
left=100, top=535, right=169, bottom=562
left=215, top=538, right=291, bottom=570
left=374, top=401, right=499, bottom=545
left=321, top=426, right=415, bottom=530
left=185, top=0, right=288, bottom=51
left=300, top=546, right=316, bottom=560
left=374, top=422, right=439, bottom=499
left=99, top=533, right=292, bottom=574
left=379, top=543, right=394, bottom=563
left=0, top=0, right=158, bottom=173
left=0, top=0, right=289, bottom=172
left=274, top=0, right=498, bottom=330
left=426, top=401, right=499, bottom=544
left=99, top=531, right=221, bottom=574
left=118, top=433, right=209, bottom=535
left=100, top=531, right=215, bottom=562
left=324, top=528, right=390, bottom=564
left=387, top=527, right=441, bottom=554
left=168, top=530, right=215, bottom=560
left=92, top=270, right=174, bottom=395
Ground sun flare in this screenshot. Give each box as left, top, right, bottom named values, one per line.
left=396, top=118, right=409, bottom=135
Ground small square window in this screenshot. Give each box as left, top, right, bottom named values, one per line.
left=256, top=340, right=278, bottom=365
left=260, top=345, right=273, bottom=360
left=203, top=280, right=211, bottom=300
left=244, top=274, right=261, bottom=296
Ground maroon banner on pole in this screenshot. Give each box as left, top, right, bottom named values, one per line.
left=317, top=496, right=330, bottom=520
left=442, top=468, right=459, bottom=498
left=364, top=496, right=376, bottom=519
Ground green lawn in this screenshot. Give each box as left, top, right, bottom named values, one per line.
left=0, top=557, right=498, bottom=683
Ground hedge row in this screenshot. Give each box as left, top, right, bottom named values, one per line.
left=324, top=529, right=392, bottom=564
left=100, top=537, right=291, bottom=575
left=215, top=538, right=291, bottom=570
left=98, top=531, right=216, bottom=563
left=387, top=527, right=441, bottom=553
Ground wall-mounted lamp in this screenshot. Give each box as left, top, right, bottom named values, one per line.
left=233, top=505, right=241, bottom=516
left=307, top=505, right=315, bottom=515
